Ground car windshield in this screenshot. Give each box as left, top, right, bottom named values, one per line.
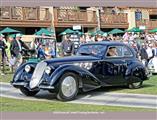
left=76, top=44, right=106, bottom=58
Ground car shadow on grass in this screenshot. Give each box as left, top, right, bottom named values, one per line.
left=34, top=90, right=57, bottom=101
left=76, top=84, right=156, bottom=99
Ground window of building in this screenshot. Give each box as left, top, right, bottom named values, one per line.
left=135, top=9, right=142, bottom=21
left=149, top=15, right=157, bottom=20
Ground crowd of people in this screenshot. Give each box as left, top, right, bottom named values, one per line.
left=0, top=31, right=157, bottom=76
left=0, top=33, right=29, bottom=75
left=83, top=32, right=157, bottom=63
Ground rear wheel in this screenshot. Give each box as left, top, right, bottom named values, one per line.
left=20, top=87, right=39, bottom=96
left=128, top=81, right=143, bottom=89
left=56, top=72, right=79, bottom=101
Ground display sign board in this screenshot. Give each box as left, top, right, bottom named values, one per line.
left=139, top=26, right=146, bottom=30
left=73, top=25, right=81, bottom=30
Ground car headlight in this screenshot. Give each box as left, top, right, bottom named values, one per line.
left=45, top=66, right=51, bottom=74
left=74, top=62, right=93, bottom=70
left=25, top=65, right=31, bottom=73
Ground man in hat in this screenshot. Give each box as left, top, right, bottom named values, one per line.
left=61, top=34, right=74, bottom=57
left=0, top=34, right=7, bottom=75
left=106, top=46, right=118, bottom=57
left=139, top=43, right=148, bottom=67
left=10, top=33, right=29, bottom=69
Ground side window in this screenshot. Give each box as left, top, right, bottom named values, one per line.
left=116, top=46, right=123, bottom=57
left=106, top=45, right=133, bottom=58
left=122, top=46, right=133, bottom=57
left=106, top=46, right=123, bottom=57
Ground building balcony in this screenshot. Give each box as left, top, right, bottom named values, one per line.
left=0, top=6, right=51, bottom=27
left=0, top=7, right=129, bottom=29
left=100, top=13, right=128, bottom=28
left=54, top=8, right=128, bottom=28
left=136, top=20, right=157, bottom=30
left=53, top=8, right=97, bottom=28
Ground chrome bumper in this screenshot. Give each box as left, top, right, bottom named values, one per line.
left=146, top=68, right=154, bottom=77
left=12, top=82, right=26, bottom=86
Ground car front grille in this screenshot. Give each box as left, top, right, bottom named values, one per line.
left=29, top=61, right=47, bottom=89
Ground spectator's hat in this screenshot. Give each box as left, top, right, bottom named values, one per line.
left=8, top=34, right=15, bottom=38
left=0, top=34, right=4, bottom=37
left=98, top=34, right=102, bottom=36
left=103, top=33, right=108, bottom=37
left=16, top=33, right=22, bottom=38
left=66, top=34, right=71, bottom=38
left=149, top=43, right=153, bottom=47
left=142, top=43, right=145, bottom=46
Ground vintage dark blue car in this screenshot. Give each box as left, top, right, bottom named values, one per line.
left=11, top=42, right=149, bottom=101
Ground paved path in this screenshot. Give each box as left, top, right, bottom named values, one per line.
left=1, top=82, right=157, bottom=109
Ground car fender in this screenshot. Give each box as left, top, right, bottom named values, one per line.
left=12, top=62, right=37, bottom=83
left=125, top=61, right=146, bottom=83
left=148, top=57, right=157, bottom=73
left=49, top=64, right=101, bottom=89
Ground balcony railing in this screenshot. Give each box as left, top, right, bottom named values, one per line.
left=54, top=8, right=128, bottom=28
left=0, top=6, right=51, bottom=21
left=136, top=20, right=157, bottom=30
left=54, top=9, right=97, bottom=23
left=100, top=13, right=128, bottom=24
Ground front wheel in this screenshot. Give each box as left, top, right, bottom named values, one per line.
left=56, top=72, right=79, bottom=101
left=128, top=81, right=143, bottom=89
left=20, top=87, right=39, bottom=96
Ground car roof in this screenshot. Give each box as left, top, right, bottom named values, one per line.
left=80, top=41, right=137, bottom=58
left=82, top=41, right=126, bottom=46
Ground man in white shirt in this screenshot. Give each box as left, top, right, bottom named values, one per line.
left=146, top=43, right=153, bottom=62
left=154, top=33, right=157, bottom=41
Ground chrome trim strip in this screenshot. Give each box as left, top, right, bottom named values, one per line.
left=39, top=85, right=54, bottom=89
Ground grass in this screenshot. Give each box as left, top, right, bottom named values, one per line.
left=0, top=66, right=13, bottom=83
left=0, top=97, right=155, bottom=112
left=0, top=73, right=13, bottom=83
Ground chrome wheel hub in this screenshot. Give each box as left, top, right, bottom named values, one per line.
left=132, top=82, right=141, bottom=86
left=61, top=76, right=77, bottom=97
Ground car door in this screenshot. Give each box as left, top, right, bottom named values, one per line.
left=101, top=45, right=130, bottom=85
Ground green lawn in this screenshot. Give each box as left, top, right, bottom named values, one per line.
left=0, top=66, right=13, bottom=83
left=0, top=73, right=13, bottom=83
left=0, top=97, right=155, bottom=112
